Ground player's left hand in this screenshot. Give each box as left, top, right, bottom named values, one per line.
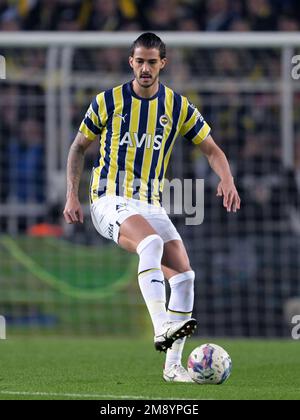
left=217, top=178, right=241, bottom=213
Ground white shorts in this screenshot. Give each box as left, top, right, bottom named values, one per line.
left=90, top=195, right=182, bottom=244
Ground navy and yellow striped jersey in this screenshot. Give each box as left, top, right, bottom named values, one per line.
left=79, top=81, right=211, bottom=206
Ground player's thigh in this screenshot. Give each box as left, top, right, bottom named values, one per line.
left=162, top=239, right=192, bottom=280
left=91, top=196, right=157, bottom=253
left=118, top=214, right=158, bottom=253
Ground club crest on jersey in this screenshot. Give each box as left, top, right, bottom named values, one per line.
left=159, top=115, right=169, bottom=126
left=120, top=132, right=163, bottom=150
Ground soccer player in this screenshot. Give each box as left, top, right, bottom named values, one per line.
left=63, top=33, right=241, bottom=383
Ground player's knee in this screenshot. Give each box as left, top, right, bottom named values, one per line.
left=136, top=234, right=164, bottom=274
left=180, top=261, right=193, bottom=273
left=136, top=234, right=164, bottom=258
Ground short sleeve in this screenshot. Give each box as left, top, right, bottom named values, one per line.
left=180, top=102, right=211, bottom=145
left=79, top=96, right=102, bottom=141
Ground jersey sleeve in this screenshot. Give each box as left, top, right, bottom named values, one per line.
left=180, top=101, right=211, bottom=145
left=79, top=96, right=103, bottom=141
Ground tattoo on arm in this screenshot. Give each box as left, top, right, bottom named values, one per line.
left=66, top=142, right=85, bottom=198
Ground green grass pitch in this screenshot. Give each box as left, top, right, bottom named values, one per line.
left=0, top=337, right=299, bottom=400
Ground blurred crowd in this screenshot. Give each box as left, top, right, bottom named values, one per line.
left=0, top=84, right=45, bottom=204
left=0, top=0, right=300, bottom=32
left=0, top=0, right=300, bottom=236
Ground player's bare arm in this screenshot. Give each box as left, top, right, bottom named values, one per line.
left=63, top=132, right=92, bottom=224
left=199, top=135, right=241, bottom=213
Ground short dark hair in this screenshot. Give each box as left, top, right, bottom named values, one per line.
left=130, top=32, right=166, bottom=59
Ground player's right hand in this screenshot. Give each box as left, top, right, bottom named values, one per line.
left=63, top=196, right=84, bottom=224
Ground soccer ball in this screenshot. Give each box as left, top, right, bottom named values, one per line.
left=187, top=343, right=232, bottom=385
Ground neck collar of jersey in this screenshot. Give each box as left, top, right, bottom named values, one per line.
left=128, top=80, right=162, bottom=101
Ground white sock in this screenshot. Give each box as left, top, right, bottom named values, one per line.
left=165, top=318, right=187, bottom=369
left=137, top=235, right=168, bottom=336
left=165, top=271, right=195, bottom=369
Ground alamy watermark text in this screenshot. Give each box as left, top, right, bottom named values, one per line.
left=93, top=172, right=205, bottom=225
left=291, top=315, right=300, bottom=340
left=292, top=55, right=300, bottom=80
left=0, top=55, right=6, bottom=79
left=0, top=316, right=6, bottom=339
